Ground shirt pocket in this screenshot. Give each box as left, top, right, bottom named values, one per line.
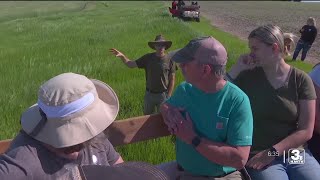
left=213, top=115, right=229, bottom=142
left=161, top=63, right=170, bottom=72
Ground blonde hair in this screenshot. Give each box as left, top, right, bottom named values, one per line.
left=249, top=25, right=285, bottom=54
left=283, top=33, right=298, bottom=56
left=307, top=17, right=316, bottom=26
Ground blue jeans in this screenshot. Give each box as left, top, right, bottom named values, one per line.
left=246, top=149, right=320, bottom=180
left=292, top=39, right=312, bottom=61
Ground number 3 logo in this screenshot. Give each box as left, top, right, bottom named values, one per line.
left=291, top=149, right=300, bottom=160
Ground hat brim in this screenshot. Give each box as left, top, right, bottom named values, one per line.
left=170, top=47, right=194, bottom=63
left=20, top=79, right=119, bottom=148
left=148, top=41, right=172, bottom=50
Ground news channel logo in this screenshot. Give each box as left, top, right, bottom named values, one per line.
left=288, top=148, right=305, bottom=164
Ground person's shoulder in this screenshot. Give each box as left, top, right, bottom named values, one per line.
left=312, top=26, right=318, bottom=31
left=305, top=25, right=317, bottom=31
left=139, top=52, right=154, bottom=59
left=224, top=82, right=250, bottom=106
left=291, top=67, right=314, bottom=84
left=136, top=53, right=155, bottom=64
left=87, top=133, right=114, bottom=150
left=177, top=81, right=190, bottom=90
left=173, top=81, right=195, bottom=94
left=147, top=52, right=157, bottom=57
left=9, top=131, right=40, bottom=148
left=226, top=82, right=248, bottom=98
left=292, top=66, right=309, bottom=78
left=4, top=132, right=41, bottom=159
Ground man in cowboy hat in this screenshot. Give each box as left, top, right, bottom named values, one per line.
left=0, top=73, right=124, bottom=179
left=110, top=34, right=178, bottom=115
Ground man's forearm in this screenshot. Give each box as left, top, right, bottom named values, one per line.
left=119, top=55, right=130, bottom=64
left=273, top=129, right=313, bottom=156
left=118, top=56, right=137, bottom=68
left=195, top=138, right=249, bottom=169
left=274, top=100, right=315, bottom=155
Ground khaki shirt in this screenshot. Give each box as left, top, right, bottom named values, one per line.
left=136, top=53, right=177, bottom=93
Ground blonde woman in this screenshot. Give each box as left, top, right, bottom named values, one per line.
left=227, top=25, right=320, bottom=180
left=292, top=17, right=318, bottom=61
left=283, top=33, right=297, bottom=56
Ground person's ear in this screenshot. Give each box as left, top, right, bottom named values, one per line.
left=272, top=43, right=280, bottom=54
left=203, top=64, right=211, bottom=76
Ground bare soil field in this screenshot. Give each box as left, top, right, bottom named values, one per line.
left=199, top=1, right=320, bottom=64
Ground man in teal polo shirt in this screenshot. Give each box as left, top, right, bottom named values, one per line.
left=159, top=36, right=253, bottom=179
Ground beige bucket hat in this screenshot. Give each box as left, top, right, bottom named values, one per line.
left=20, top=73, right=119, bottom=148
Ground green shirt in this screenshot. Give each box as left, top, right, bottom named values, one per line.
left=135, top=53, right=177, bottom=92
left=167, top=81, right=253, bottom=176
left=234, top=67, right=316, bottom=152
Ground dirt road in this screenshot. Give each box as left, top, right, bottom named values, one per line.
left=199, top=1, right=319, bottom=64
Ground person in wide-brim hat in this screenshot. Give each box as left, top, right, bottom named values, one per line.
left=0, top=72, right=124, bottom=179
left=21, top=72, right=120, bottom=148
left=148, top=35, right=172, bottom=50
left=110, top=34, right=177, bottom=115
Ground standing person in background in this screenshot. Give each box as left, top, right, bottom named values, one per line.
left=292, top=17, right=317, bottom=61
left=227, top=24, right=320, bottom=180
left=110, top=35, right=177, bottom=115
left=177, top=0, right=185, bottom=10
left=283, top=33, right=297, bottom=56
left=172, top=0, right=178, bottom=10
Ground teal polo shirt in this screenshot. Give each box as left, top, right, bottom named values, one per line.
left=166, top=81, right=253, bottom=176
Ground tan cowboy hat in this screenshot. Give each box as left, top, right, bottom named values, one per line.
left=20, top=73, right=119, bottom=148
left=148, top=35, right=172, bottom=50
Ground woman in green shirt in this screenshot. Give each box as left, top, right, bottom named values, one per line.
left=226, top=25, right=320, bottom=180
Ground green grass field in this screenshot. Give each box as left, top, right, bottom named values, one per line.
left=0, top=1, right=313, bottom=164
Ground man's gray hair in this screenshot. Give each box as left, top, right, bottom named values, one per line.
left=209, top=64, right=226, bottom=76
left=196, top=62, right=226, bottom=77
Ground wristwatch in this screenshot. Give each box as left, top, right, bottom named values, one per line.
left=269, top=146, right=278, bottom=154
left=268, top=146, right=279, bottom=157
left=191, top=136, right=201, bottom=148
